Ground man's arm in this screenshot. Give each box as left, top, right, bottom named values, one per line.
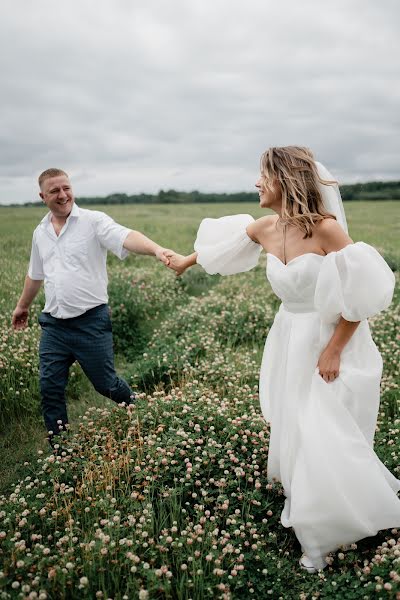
left=12, top=276, right=43, bottom=330
left=123, top=230, right=170, bottom=265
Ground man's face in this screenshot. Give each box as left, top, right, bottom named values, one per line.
left=40, top=175, right=74, bottom=218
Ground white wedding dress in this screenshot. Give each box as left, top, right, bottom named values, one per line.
left=195, top=213, right=400, bottom=570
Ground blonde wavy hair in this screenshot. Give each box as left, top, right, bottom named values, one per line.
left=260, top=145, right=337, bottom=238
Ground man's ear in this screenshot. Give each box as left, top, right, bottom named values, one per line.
left=39, top=192, right=44, bottom=201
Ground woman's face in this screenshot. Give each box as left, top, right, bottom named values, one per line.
left=255, top=174, right=281, bottom=209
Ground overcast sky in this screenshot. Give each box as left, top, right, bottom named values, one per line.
left=0, top=0, right=399, bottom=204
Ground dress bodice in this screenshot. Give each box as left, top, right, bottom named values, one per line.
left=194, top=214, right=395, bottom=324
left=266, top=253, right=325, bottom=313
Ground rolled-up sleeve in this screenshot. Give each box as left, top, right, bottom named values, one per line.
left=91, top=211, right=131, bottom=259
left=28, top=231, right=45, bottom=280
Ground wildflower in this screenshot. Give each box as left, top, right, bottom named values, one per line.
left=384, top=583, right=392, bottom=591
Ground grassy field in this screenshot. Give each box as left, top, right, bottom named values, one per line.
left=0, top=202, right=399, bottom=599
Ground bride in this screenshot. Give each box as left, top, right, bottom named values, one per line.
left=164, top=146, right=400, bottom=572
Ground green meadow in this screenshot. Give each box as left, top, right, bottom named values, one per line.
left=0, top=201, right=399, bottom=599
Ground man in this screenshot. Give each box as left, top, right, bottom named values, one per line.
left=12, top=168, right=172, bottom=449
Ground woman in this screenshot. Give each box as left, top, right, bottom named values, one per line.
left=165, top=146, right=400, bottom=572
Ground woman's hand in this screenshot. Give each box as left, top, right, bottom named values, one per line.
left=163, top=251, right=191, bottom=276
left=317, top=346, right=341, bottom=383
left=316, top=317, right=360, bottom=383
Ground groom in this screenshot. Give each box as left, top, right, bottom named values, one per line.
left=12, top=168, right=173, bottom=449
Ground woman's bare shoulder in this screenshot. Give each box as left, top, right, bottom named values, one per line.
left=246, top=214, right=277, bottom=242
left=253, top=214, right=278, bottom=232
left=315, top=218, right=353, bottom=252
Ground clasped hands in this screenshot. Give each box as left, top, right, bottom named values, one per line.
left=156, top=247, right=190, bottom=277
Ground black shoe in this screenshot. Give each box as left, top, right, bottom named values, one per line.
left=118, top=394, right=136, bottom=409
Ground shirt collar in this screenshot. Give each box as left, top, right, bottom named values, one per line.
left=40, top=202, right=80, bottom=225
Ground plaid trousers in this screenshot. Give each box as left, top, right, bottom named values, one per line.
left=38, top=304, right=134, bottom=441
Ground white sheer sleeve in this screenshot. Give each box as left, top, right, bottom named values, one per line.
left=314, top=242, right=395, bottom=323
left=194, top=214, right=262, bottom=275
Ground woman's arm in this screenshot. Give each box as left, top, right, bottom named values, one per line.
left=315, top=218, right=359, bottom=382
left=317, top=317, right=361, bottom=382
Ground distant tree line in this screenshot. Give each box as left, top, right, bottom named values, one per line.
left=339, top=181, right=400, bottom=201
left=11, top=180, right=400, bottom=207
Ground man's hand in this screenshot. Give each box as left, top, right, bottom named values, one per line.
left=12, top=306, right=29, bottom=330
left=155, top=246, right=171, bottom=266
left=317, top=346, right=341, bottom=383
left=12, top=276, right=42, bottom=330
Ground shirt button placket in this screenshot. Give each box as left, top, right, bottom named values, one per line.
left=54, top=240, right=61, bottom=317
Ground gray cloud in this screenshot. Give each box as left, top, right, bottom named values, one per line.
left=0, top=0, right=399, bottom=204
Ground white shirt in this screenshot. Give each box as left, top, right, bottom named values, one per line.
left=28, top=203, right=131, bottom=318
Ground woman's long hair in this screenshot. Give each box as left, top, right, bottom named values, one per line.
left=260, top=146, right=337, bottom=238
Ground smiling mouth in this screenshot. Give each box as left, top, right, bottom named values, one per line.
left=57, top=200, right=70, bottom=205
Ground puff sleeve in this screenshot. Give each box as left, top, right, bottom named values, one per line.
left=194, top=214, right=262, bottom=275
left=314, top=242, right=395, bottom=323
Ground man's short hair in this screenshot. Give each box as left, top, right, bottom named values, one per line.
left=38, top=168, right=69, bottom=189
